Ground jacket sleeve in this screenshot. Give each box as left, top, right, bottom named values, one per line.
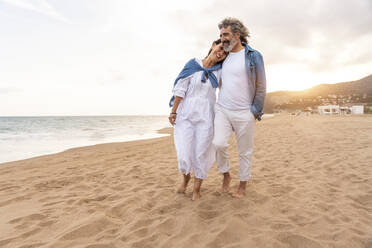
left=251, top=51, right=266, bottom=121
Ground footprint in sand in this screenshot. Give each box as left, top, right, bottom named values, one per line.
left=59, top=217, right=113, bottom=241
left=83, top=244, right=115, bottom=248
left=197, top=210, right=220, bottom=220
left=9, top=213, right=47, bottom=224
left=17, top=242, right=46, bottom=248
left=105, top=202, right=128, bottom=220
left=0, top=195, right=31, bottom=207
left=276, top=233, right=323, bottom=248
left=0, top=185, right=21, bottom=192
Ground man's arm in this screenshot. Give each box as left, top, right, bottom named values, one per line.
left=251, top=51, right=266, bottom=121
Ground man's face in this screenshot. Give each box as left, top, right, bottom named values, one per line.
left=220, top=26, right=239, bottom=52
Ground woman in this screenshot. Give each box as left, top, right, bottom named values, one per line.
left=169, top=40, right=227, bottom=200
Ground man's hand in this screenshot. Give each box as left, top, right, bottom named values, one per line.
left=168, top=113, right=177, bottom=126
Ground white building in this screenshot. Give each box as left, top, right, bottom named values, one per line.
left=351, top=105, right=364, bottom=114
left=318, top=105, right=364, bottom=115
left=318, top=105, right=340, bottom=115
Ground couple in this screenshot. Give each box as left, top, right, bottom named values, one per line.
left=169, top=18, right=266, bottom=200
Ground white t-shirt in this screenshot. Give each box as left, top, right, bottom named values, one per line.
left=218, top=49, right=252, bottom=110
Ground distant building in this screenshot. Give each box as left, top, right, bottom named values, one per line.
left=340, top=107, right=351, bottom=115
left=318, top=105, right=364, bottom=115
left=351, top=105, right=364, bottom=114
left=318, top=105, right=340, bottom=115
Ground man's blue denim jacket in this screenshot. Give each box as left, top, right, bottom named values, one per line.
left=242, top=43, right=266, bottom=121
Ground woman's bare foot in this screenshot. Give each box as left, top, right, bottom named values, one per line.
left=176, top=174, right=190, bottom=194
left=192, top=191, right=201, bottom=201
left=232, top=181, right=247, bottom=199
left=217, top=172, right=231, bottom=193
left=192, top=178, right=203, bottom=201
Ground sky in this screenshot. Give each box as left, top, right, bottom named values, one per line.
left=1, top=0, right=372, bottom=116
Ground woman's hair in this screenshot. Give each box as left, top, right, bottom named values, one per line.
left=207, top=39, right=221, bottom=56
left=218, top=17, right=250, bottom=44
left=206, top=39, right=225, bottom=58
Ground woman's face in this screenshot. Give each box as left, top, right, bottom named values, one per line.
left=211, top=43, right=227, bottom=62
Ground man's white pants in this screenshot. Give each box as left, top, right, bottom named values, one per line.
left=213, top=104, right=255, bottom=181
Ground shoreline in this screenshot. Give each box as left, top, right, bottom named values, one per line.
left=1, top=113, right=367, bottom=166
left=2, top=113, right=367, bottom=166
left=0, top=128, right=172, bottom=166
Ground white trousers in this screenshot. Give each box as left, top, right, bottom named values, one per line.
left=174, top=119, right=215, bottom=180
left=212, top=104, right=255, bottom=181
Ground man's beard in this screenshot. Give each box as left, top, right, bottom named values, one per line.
left=223, top=37, right=238, bottom=52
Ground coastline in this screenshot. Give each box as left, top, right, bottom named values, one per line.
left=1, top=115, right=371, bottom=247
left=0, top=128, right=171, bottom=166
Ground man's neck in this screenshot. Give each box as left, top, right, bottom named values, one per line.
left=231, top=42, right=244, bottom=53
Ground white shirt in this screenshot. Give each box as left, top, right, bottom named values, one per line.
left=218, top=49, right=252, bottom=110
left=172, top=59, right=221, bottom=123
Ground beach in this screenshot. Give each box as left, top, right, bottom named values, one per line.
left=1, top=114, right=371, bottom=248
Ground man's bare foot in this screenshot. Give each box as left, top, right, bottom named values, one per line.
left=217, top=172, right=231, bottom=193
left=176, top=174, right=190, bottom=194
left=192, top=178, right=203, bottom=201
left=232, top=181, right=247, bottom=199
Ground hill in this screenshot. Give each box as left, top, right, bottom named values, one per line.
left=263, top=74, right=372, bottom=113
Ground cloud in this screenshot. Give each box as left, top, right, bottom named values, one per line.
left=0, top=87, right=21, bottom=94
left=167, top=0, right=372, bottom=72
left=0, top=0, right=371, bottom=115
left=1, top=0, right=69, bottom=22
left=97, top=68, right=128, bottom=86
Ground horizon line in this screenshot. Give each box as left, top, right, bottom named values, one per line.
left=0, top=114, right=169, bottom=118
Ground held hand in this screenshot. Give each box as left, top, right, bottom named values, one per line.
left=252, top=112, right=258, bottom=120
left=168, top=113, right=177, bottom=126
left=250, top=107, right=259, bottom=120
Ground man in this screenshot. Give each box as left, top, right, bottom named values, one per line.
left=213, top=17, right=266, bottom=198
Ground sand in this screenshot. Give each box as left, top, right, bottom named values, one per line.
left=0, top=114, right=372, bottom=248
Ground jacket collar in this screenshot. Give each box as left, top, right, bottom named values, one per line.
left=242, top=43, right=254, bottom=53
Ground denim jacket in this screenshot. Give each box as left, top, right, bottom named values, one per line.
left=242, top=43, right=266, bottom=121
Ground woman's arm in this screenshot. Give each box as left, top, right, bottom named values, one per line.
left=169, top=75, right=191, bottom=125
left=168, top=96, right=183, bottom=125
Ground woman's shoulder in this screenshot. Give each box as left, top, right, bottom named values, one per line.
left=183, top=58, right=198, bottom=67
left=194, top=58, right=203, bottom=67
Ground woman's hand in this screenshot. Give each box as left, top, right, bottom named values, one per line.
left=168, top=113, right=177, bottom=126
left=169, top=96, right=182, bottom=126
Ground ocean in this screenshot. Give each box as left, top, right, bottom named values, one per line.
left=0, top=116, right=170, bottom=164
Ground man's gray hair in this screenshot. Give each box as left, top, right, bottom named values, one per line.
left=218, top=17, right=250, bottom=44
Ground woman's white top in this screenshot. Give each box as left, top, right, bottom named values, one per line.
left=173, top=59, right=221, bottom=124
